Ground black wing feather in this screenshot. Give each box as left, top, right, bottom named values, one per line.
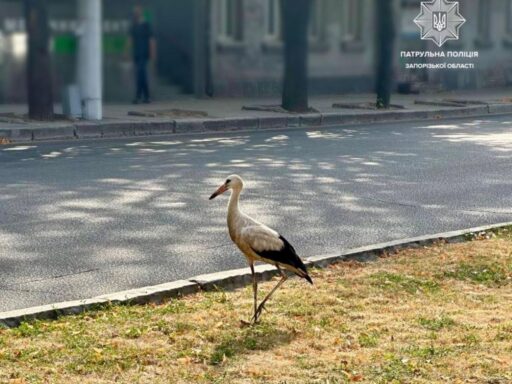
left=252, top=235, right=313, bottom=284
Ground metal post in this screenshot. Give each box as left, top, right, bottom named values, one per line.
left=77, top=0, right=102, bottom=120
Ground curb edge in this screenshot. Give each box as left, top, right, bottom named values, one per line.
left=1, top=105, right=511, bottom=144
left=2, top=221, right=512, bottom=328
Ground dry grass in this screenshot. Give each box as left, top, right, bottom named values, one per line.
left=1, top=232, right=512, bottom=384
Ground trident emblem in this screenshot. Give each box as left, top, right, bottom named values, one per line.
left=415, top=0, right=466, bottom=47
left=433, top=11, right=447, bottom=32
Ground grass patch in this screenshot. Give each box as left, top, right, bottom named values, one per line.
left=0, top=237, right=511, bottom=383
left=358, top=331, right=380, bottom=348
left=404, top=344, right=453, bottom=360
left=209, top=323, right=293, bottom=365
left=493, top=226, right=512, bottom=240
left=371, top=354, right=419, bottom=383
left=11, top=321, right=46, bottom=338
left=417, top=315, right=456, bottom=331
left=369, top=272, right=440, bottom=294
left=443, top=262, right=512, bottom=286
left=495, top=323, right=512, bottom=341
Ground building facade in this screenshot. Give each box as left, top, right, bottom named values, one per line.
left=208, top=0, right=375, bottom=96
left=0, top=0, right=511, bottom=104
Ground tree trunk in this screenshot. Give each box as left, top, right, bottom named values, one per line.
left=281, top=0, right=311, bottom=112
left=375, top=0, right=396, bottom=109
left=24, top=0, right=54, bottom=120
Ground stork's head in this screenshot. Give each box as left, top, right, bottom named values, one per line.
left=209, top=175, right=244, bottom=200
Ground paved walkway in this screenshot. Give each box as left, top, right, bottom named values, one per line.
left=1, top=89, right=512, bottom=143
left=103, top=88, right=512, bottom=120
left=1, top=88, right=512, bottom=125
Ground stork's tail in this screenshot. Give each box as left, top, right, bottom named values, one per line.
left=297, top=267, right=313, bottom=285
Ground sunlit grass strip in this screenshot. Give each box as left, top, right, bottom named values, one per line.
left=1, top=232, right=511, bottom=383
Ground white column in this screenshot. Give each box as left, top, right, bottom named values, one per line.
left=78, top=0, right=102, bottom=120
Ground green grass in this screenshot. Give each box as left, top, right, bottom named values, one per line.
left=371, top=353, right=418, bottom=383
left=417, top=315, right=456, bottom=331
left=209, top=323, right=293, bottom=365
left=358, top=331, right=380, bottom=348
left=0, top=237, right=511, bottom=383
left=443, top=262, right=511, bottom=286
left=369, top=272, right=440, bottom=294
left=495, top=323, right=512, bottom=341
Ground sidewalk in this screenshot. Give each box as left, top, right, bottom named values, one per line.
left=1, top=89, right=512, bottom=143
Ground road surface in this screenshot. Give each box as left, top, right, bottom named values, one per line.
left=1, top=115, right=512, bottom=311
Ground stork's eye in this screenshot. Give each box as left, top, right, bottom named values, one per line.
left=226, top=179, right=231, bottom=184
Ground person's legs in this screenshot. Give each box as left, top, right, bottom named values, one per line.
left=140, top=60, right=150, bottom=102
left=134, top=59, right=144, bottom=103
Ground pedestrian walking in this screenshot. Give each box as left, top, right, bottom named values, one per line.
left=130, top=5, right=156, bottom=104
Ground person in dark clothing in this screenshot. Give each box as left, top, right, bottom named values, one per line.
left=130, top=5, right=156, bottom=104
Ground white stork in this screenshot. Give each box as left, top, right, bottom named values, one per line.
left=209, top=175, right=312, bottom=324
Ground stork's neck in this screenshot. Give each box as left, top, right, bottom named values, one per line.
left=227, top=187, right=242, bottom=219
left=227, top=186, right=243, bottom=241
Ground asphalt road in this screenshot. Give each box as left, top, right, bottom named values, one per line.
left=1, top=115, right=512, bottom=312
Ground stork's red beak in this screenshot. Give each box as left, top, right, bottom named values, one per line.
left=209, top=184, right=228, bottom=200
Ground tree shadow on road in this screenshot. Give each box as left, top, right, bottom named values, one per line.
left=1, top=117, right=512, bottom=310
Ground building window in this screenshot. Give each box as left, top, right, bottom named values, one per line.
left=264, top=0, right=326, bottom=48
left=475, top=0, right=492, bottom=47
left=503, top=0, right=512, bottom=48
left=341, top=0, right=364, bottom=51
left=507, top=0, right=512, bottom=35
left=343, top=0, right=363, bottom=42
left=309, top=0, right=327, bottom=43
left=218, top=0, right=244, bottom=43
left=265, top=0, right=282, bottom=41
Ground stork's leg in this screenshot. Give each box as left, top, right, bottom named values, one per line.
left=252, top=267, right=287, bottom=324
left=241, top=263, right=259, bottom=327
left=251, top=263, right=258, bottom=317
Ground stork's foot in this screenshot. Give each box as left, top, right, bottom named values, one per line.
left=250, top=303, right=267, bottom=324
left=240, top=314, right=261, bottom=327
left=240, top=319, right=252, bottom=327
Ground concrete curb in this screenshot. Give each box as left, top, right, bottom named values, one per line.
left=0, top=280, right=199, bottom=328
left=1, top=221, right=511, bottom=328
left=0, top=104, right=510, bottom=143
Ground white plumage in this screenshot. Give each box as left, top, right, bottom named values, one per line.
left=210, top=174, right=312, bottom=324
